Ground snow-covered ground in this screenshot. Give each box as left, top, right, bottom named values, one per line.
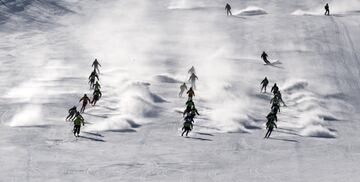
left=1, top=0, right=360, bottom=181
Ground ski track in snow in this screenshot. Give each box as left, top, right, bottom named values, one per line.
left=1, top=0, right=360, bottom=181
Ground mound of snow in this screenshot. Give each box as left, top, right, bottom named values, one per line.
left=291, top=10, right=320, bottom=16
left=85, top=116, right=140, bottom=132
left=154, top=74, right=181, bottom=83
left=234, top=6, right=267, bottom=16
left=9, top=105, right=45, bottom=127
left=300, top=125, right=336, bottom=138
left=282, top=79, right=309, bottom=93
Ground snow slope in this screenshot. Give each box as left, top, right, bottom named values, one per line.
left=1, top=0, right=360, bottom=181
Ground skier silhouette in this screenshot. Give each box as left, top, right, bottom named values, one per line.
left=179, top=83, right=188, bottom=97
left=73, top=112, right=85, bottom=137
left=93, top=81, right=101, bottom=91
left=187, top=87, right=195, bottom=100
left=225, top=3, right=232, bottom=16
left=264, top=117, right=277, bottom=139
left=261, top=51, right=270, bottom=64
left=260, top=77, right=269, bottom=93
left=66, top=106, right=77, bottom=121
left=182, top=115, right=194, bottom=137
left=324, top=3, right=330, bottom=16
left=88, top=71, right=99, bottom=89
left=92, top=59, right=102, bottom=74
left=271, top=102, right=280, bottom=114
left=189, top=73, right=198, bottom=90
left=188, top=66, right=196, bottom=74
left=79, top=94, right=91, bottom=113
left=274, top=91, right=286, bottom=106
left=91, top=89, right=102, bottom=106
left=185, top=99, right=195, bottom=109
left=271, top=83, right=279, bottom=95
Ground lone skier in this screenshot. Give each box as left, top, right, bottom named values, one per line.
left=91, top=89, right=102, bottom=106
left=188, top=66, right=196, bottom=74
left=92, top=58, right=102, bottom=74
left=324, top=3, right=330, bottom=16
left=189, top=73, right=198, bottom=90
left=260, top=77, right=269, bottom=93
left=66, top=106, right=77, bottom=121
left=187, top=87, right=195, bottom=100
left=73, top=112, right=85, bottom=137
left=79, top=94, right=91, bottom=113
left=179, top=83, right=188, bottom=97
left=261, top=51, right=270, bottom=64
left=271, top=83, right=279, bottom=95
left=225, top=3, right=232, bottom=16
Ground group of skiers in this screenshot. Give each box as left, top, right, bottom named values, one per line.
left=260, top=77, right=286, bottom=139
left=179, top=66, right=200, bottom=137
left=65, top=59, right=102, bottom=137
left=225, top=3, right=331, bottom=16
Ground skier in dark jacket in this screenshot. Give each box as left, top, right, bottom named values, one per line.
left=271, top=102, right=281, bottom=114
left=66, top=106, right=77, bottom=121
left=261, top=51, right=270, bottom=64
left=185, top=99, right=195, bottom=109
left=92, top=59, right=102, bottom=74
left=324, top=3, right=330, bottom=16
left=264, top=119, right=277, bottom=139
left=225, top=3, right=232, bottom=16
left=79, top=94, right=91, bottom=113
left=91, top=89, right=102, bottom=106
left=73, top=113, right=85, bottom=137
left=182, top=116, right=194, bottom=137
left=271, top=83, right=279, bottom=95
left=187, top=87, right=195, bottom=100
left=88, top=71, right=99, bottom=89
left=261, top=77, right=269, bottom=93
left=274, top=91, right=286, bottom=106
left=93, top=81, right=101, bottom=91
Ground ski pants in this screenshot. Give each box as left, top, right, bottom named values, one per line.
left=74, top=125, right=81, bottom=135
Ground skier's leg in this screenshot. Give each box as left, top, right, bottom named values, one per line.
left=181, top=129, right=186, bottom=136
left=267, top=128, right=273, bottom=138
left=264, top=130, right=270, bottom=138
left=73, top=126, right=77, bottom=136
left=186, top=130, right=190, bottom=136
left=77, top=126, right=81, bottom=136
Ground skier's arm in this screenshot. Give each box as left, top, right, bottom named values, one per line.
left=79, top=98, right=83, bottom=102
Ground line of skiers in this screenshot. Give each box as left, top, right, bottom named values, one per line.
left=260, top=77, right=286, bottom=139
left=65, top=59, right=102, bottom=137
left=180, top=66, right=200, bottom=137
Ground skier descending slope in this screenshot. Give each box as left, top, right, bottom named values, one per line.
left=93, top=81, right=101, bottom=91
left=92, top=58, right=101, bottom=74
left=66, top=106, right=77, bottom=121
left=72, top=112, right=85, bottom=137
left=189, top=73, right=198, bottom=90
left=182, top=115, right=194, bottom=137
left=264, top=112, right=277, bottom=139
left=274, top=91, right=286, bottom=106
left=88, top=71, right=99, bottom=89
left=261, top=51, right=271, bottom=64
left=271, top=83, right=279, bottom=95
left=225, top=3, right=232, bottom=16
left=79, top=94, right=91, bottom=113
left=187, top=87, right=195, bottom=100
left=260, top=77, right=269, bottom=93
left=91, top=89, right=102, bottom=106
left=324, top=3, right=330, bottom=16
left=179, top=83, right=187, bottom=97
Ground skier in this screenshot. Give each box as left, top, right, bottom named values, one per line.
left=181, top=117, right=194, bottom=137
left=185, top=99, right=195, bottom=109
left=266, top=111, right=278, bottom=123
left=188, top=73, right=198, bottom=90
left=324, top=3, right=330, bottom=16
left=275, top=91, right=286, bottom=106
left=271, top=102, right=281, bottom=114
left=73, top=113, right=85, bottom=137
left=225, top=3, right=232, bottom=16
left=92, top=58, right=102, bottom=74
left=271, top=83, right=279, bottom=95
left=264, top=118, right=277, bottom=139
left=93, top=81, right=101, bottom=91
left=79, top=94, right=91, bottom=113
left=66, top=106, right=77, bottom=121
left=91, top=89, right=102, bottom=106
left=261, top=51, right=270, bottom=64
left=88, top=71, right=99, bottom=89
left=188, top=66, right=196, bottom=74
left=187, top=87, right=195, bottom=100
left=179, top=83, right=188, bottom=97
left=188, top=107, right=200, bottom=118
left=260, top=77, right=269, bottom=93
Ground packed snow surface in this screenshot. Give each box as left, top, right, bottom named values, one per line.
left=1, top=0, right=360, bottom=181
